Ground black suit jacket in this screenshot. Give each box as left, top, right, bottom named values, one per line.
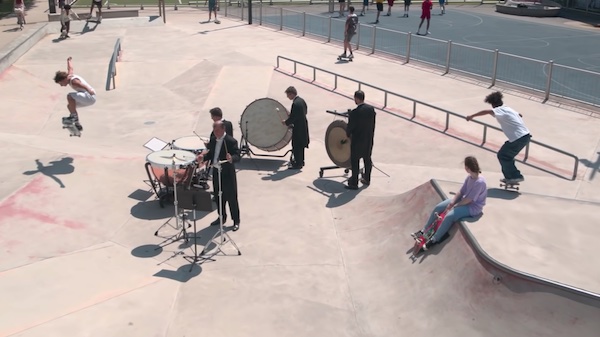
left=284, top=96, right=310, bottom=148
left=202, top=134, right=240, bottom=194
left=346, top=103, right=376, bottom=154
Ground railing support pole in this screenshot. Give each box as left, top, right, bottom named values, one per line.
left=544, top=60, right=554, bottom=103
left=406, top=32, right=411, bottom=63
left=445, top=40, right=452, bottom=74
left=491, top=49, right=499, bottom=87
left=302, top=12, right=306, bottom=36
left=371, top=27, right=376, bottom=54
left=279, top=7, right=283, bottom=30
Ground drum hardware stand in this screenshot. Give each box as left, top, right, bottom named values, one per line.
left=239, top=120, right=292, bottom=159
left=182, top=194, right=209, bottom=271
left=154, top=155, right=200, bottom=250
left=197, top=161, right=242, bottom=261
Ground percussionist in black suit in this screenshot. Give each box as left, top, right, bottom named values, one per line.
left=282, top=86, right=310, bottom=169
left=198, top=121, right=242, bottom=231
left=345, top=90, right=376, bottom=190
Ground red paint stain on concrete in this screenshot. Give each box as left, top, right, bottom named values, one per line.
left=0, top=177, right=86, bottom=230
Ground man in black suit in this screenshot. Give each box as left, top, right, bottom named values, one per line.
left=282, top=86, right=309, bottom=169
left=199, top=121, right=242, bottom=231
left=209, top=107, right=234, bottom=140
left=345, top=90, right=376, bottom=190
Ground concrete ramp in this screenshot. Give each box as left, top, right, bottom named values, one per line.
left=332, top=180, right=600, bottom=337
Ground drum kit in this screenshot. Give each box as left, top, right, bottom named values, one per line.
left=239, top=98, right=293, bottom=159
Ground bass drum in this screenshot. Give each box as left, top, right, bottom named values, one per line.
left=325, top=120, right=351, bottom=168
left=240, top=98, right=292, bottom=152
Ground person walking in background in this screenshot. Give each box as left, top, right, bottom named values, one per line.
left=340, top=6, right=358, bottom=59
left=402, top=0, right=411, bottom=17
left=374, top=0, right=384, bottom=23
left=417, top=0, right=432, bottom=35
left=14, top=0, right=25, bottom=29
left=59, top=4, right=80, bottom=39
left=360, top=0, right=369, bottom=16
left=386, top=0, right=394, bottom=16
left=467, top=91, right=531, bottom=184
left=88, top=0, right=103, bottom=22
left=439, top=0, right=446, bottom=15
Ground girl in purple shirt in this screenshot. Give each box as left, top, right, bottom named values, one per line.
left=412, top=156, right=487, bottom=250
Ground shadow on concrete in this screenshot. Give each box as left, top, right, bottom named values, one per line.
left=22, top=157, right=74, bottom=188
left=310, top=178, right=362, bottom=208
left=196, top=23, right=246, bottom=35
left=79, top=20, right=99, bottom=35
left=2, top=27, right=21, bottom=32
left=261, top=167, right=301, bottom=181
left=580, top=152, right=600, bottom=181
left=237, top=157, right=286, bottom=172
left=486, top=188, right=520, bottom=200
left=130, top=200, right=174, bottom=220
left=128, top=188, right=154, bottom=201
left=131, top=244, right=163, bottom=258
left=153, top=263, right=202, bottom=282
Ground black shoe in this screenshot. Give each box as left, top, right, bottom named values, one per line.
left=360, top=178, right=370, bottom=186
left=211, top=216, right=226, bottom=226
left=345, top=184, right=358, bottom=190
left=422, top=239, right=436, bottom=251
left=74, top=122, right=83, bottom=131
left=288, top=165, right=302, bottom=170
left=232, top=221, right=240, bottom=231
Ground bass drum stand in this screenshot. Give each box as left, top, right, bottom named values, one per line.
left=196, top=162, right=241, bottom=263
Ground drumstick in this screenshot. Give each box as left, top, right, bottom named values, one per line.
left=275, top=107, right=286, bottom=121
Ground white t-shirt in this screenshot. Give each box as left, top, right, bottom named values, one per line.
left=69, top=75, right=95, bottom=94
left=492, top=106, right=530, bottom=142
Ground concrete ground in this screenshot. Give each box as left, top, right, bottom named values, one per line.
left=0, top=3, right=600, bottom=337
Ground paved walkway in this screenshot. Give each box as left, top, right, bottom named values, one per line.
left=0, top=4, right=599, bottom=336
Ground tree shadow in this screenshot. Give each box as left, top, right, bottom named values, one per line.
left=22, top=157, right=74, bottom=188
left=580, top=152, right=600, bottom=181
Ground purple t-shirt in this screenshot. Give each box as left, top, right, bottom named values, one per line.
left=459, top=175, right=487, bottom=216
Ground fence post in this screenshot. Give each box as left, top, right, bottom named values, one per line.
left=259, top=1, right=262, bottom=25
left=225, top=0, right=228, bottom=16
left=482, top=125, right=487, bottom=145
left=162, top=0, right=166, bottom=23
left=371, top=27, right=376, bottom=54
left=279, top=7, right=283, bottom=30
left=412, top=101, right=416, bottom=119
left=158, top=0, right=162, bottom=16
left=327, top=16, right=332, bottom=42
left=491, top=49, right=499, bottom=87
left=302, top=12, right=306, bottom=36
left=406, top=32, right=411, bottom=63
left=241, top=0, right=245, bottom=21
left=544, top=60, right=554, bottom=103
left=356, top=24, right=360, bottom=50
left=445, top=40, right=452, bottom=74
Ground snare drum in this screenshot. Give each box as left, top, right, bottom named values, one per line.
left=146, top=149, right=197, bottom=187
left=172, top=135, right=208, bottom=154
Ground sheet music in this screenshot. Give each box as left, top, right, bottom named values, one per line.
left=144, top=137, right=168, bottom=152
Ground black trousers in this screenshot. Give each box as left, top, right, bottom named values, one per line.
left=348, top=148, right=373, bottom=186
left=212, top=172, right=240, bottom=223
left=291, top=144, right=305, bottom=167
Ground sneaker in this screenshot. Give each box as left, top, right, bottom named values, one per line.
left=500, top=178, right=507, bottom=183
left=348, top=53, right=354, bottom=59
left=74, top=122, right=83, bottom=131
left=410, top=230, right=423, bottom=239
left=339, top=53, right=347, bottom=58
left=427, top=31, right=431, bottom=35
left=62, top=116, right=78, bottom=124
left=422, top=239, right=435, bottom=251
left=374, top=20, right=379, bottom=24
left=509, top=177, right=524, bottom=183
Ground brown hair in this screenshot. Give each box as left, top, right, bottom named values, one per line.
left=484, top=91, right=503, bottom=108
left=464, top=156, right=481, bottom=173
left=285, top=86, right=297, bottom=95
left=54, top=71, right=68, bottom=83
left=209, top=107, right=223, bottom=118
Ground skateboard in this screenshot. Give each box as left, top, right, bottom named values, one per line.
left=499, top=179, right=520, bottom=191
left=214, top=19, right=221, bottom=24
left=62, top=119, right=81, bottom=137
left=337, top=55, right=353, bottom=62
left=410, top=210, right=446, bottom=260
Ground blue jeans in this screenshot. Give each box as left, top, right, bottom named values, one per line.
left=497, top=134, right=531, bottom=180
left=422, top=199, right=471, bottom=243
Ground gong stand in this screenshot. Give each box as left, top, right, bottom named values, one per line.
left=239, top=120, right=292, bottom=159
left=319, top=109, right=352, bottom=178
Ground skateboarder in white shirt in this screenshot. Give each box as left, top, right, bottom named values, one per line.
left=53, top=57, right=97, bottom=131
left=467, top=91, right=531, bottom=184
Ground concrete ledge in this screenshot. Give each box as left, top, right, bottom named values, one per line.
left=0, top=23, right=49, bottom=75
left=47, top=9, right=139, bottom=22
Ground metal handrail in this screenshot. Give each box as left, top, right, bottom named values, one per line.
left=105, top=38, right=121, bottom=91
left=275, top=55, right=579, bottom=180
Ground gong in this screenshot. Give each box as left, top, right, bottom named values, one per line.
left=325, top=120, right=351, bottom=168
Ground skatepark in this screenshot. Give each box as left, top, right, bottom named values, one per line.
left=0, top=2, right=600, bottom=336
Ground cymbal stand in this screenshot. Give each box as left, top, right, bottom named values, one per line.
left=182, top=195, right=206, bottom=271
left=319, top=109, right=351, bottom=177
left=199, top=161, right=242, bottom=260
